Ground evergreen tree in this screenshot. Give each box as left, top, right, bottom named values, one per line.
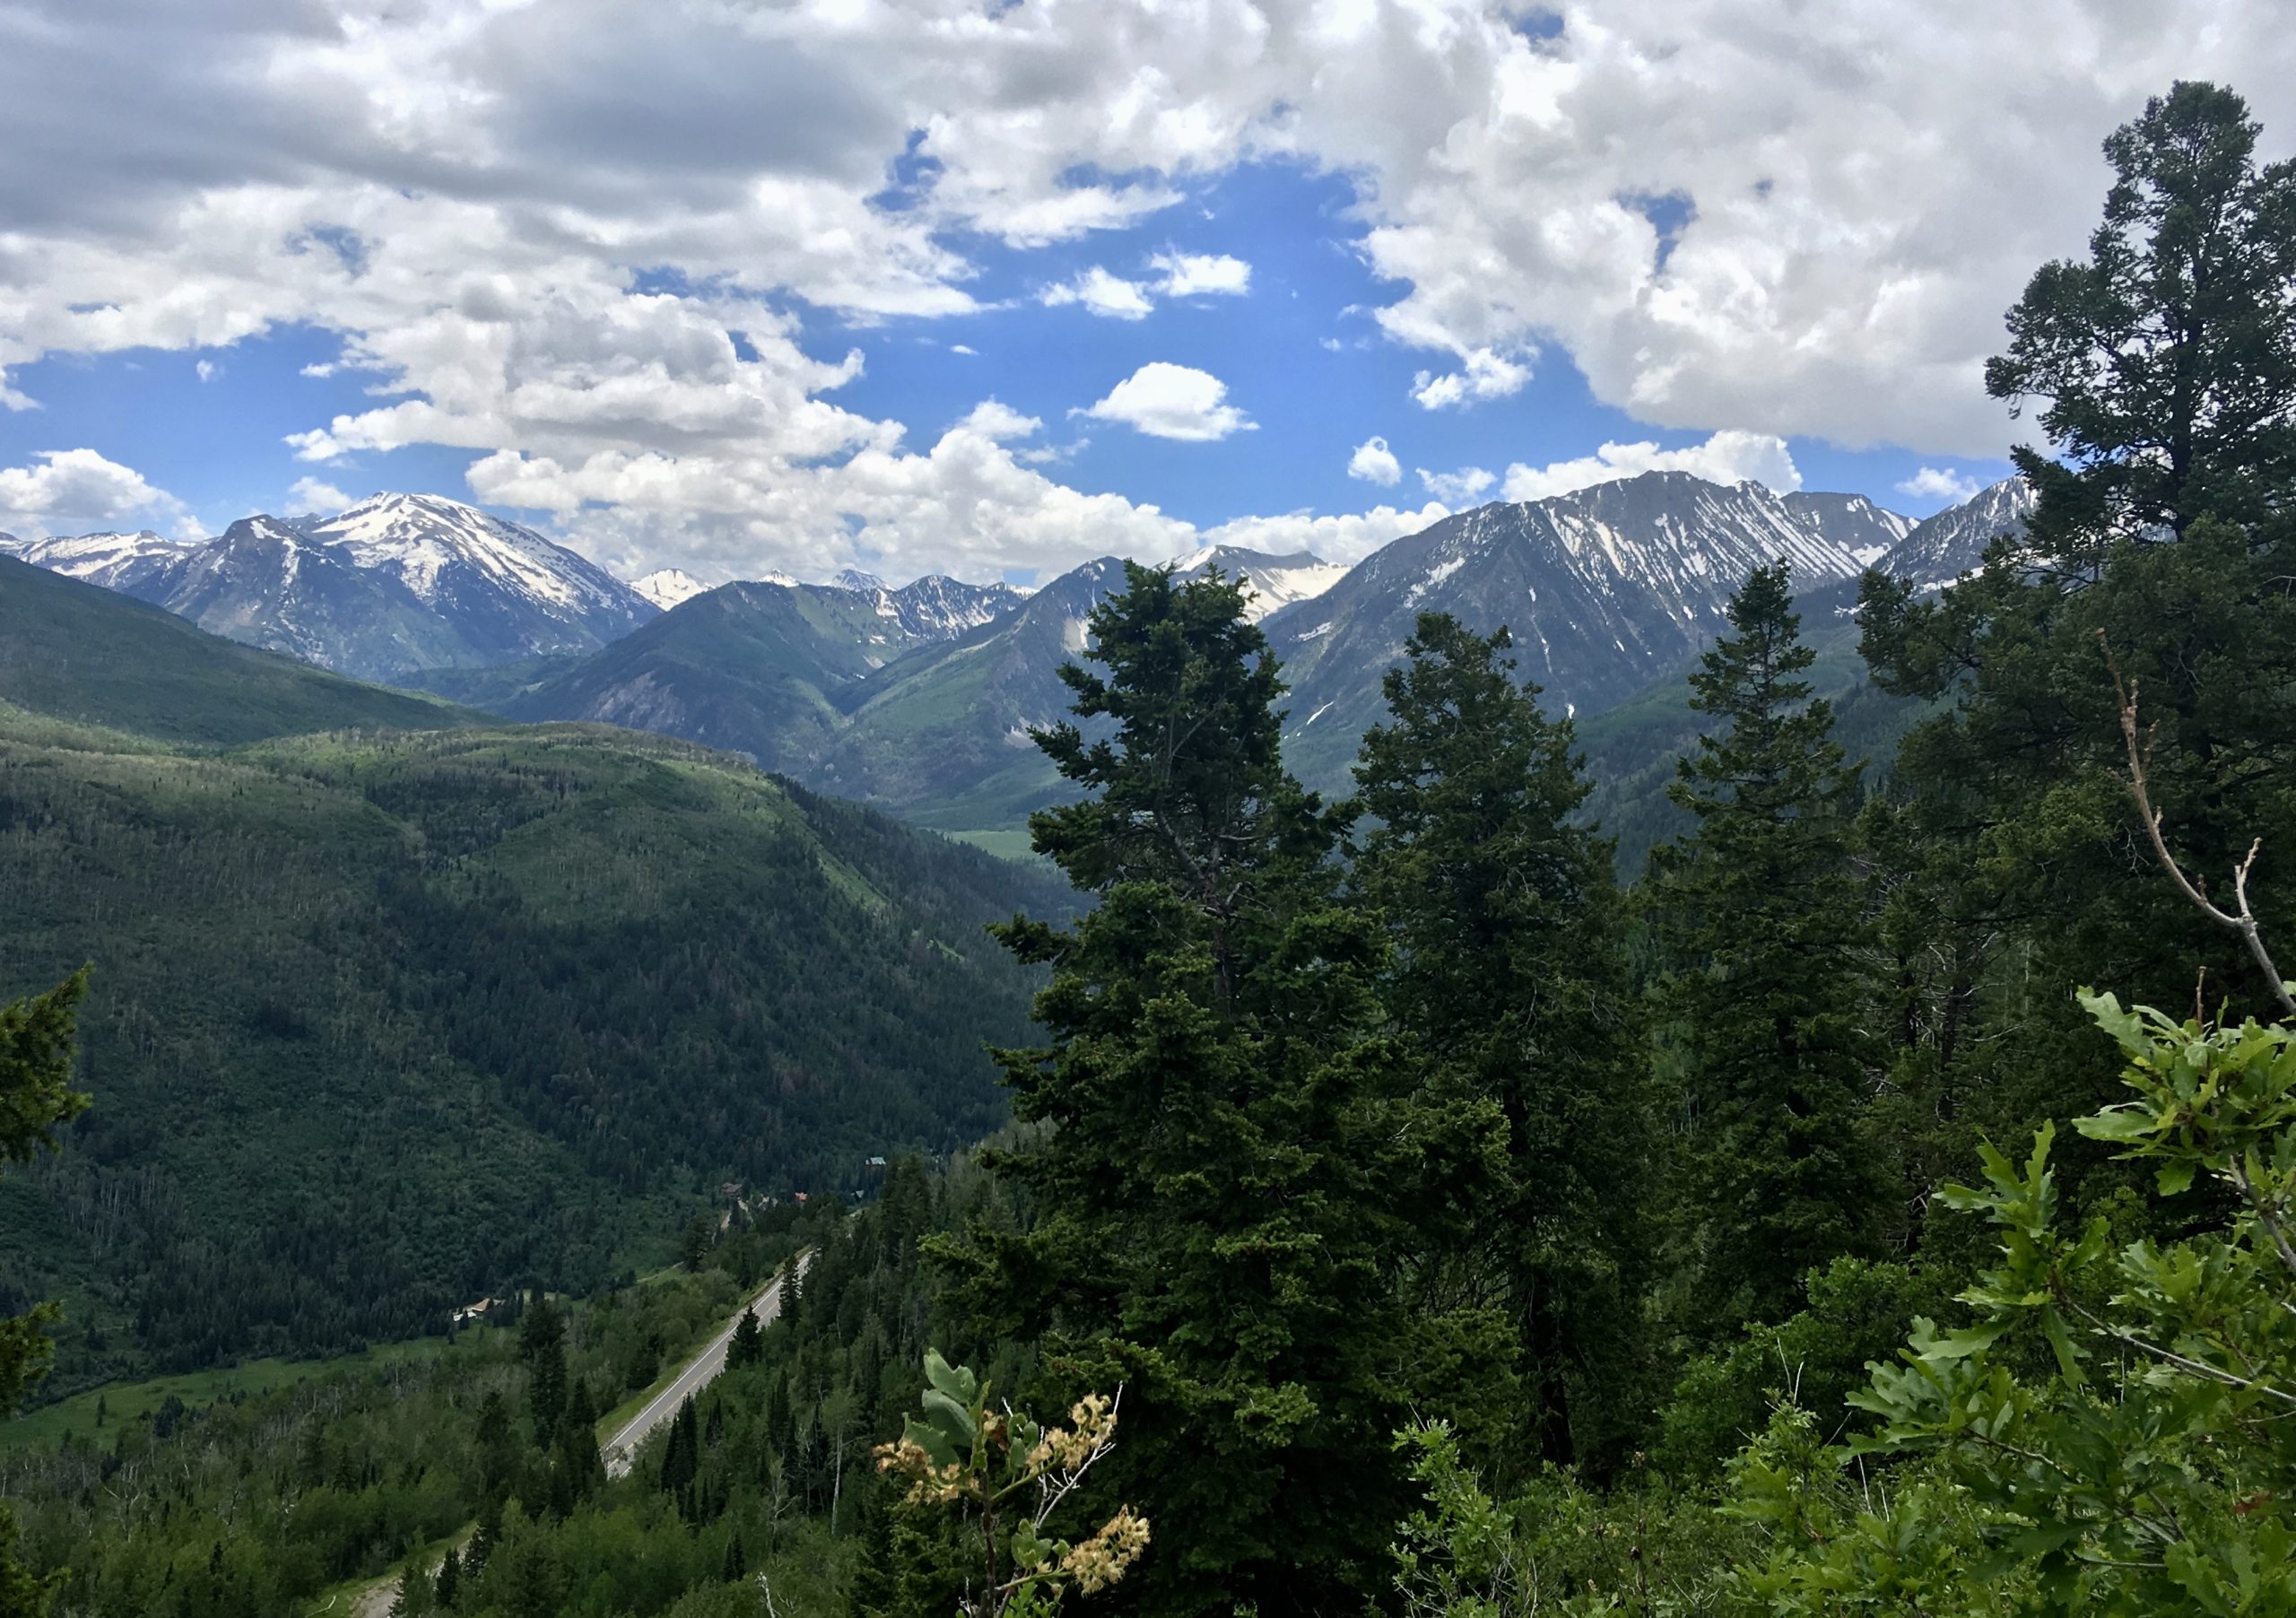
left=960, top=563, right=1420, bottom=1614
left=726, top=1307, right=762, bottom=1370
left=0, top=966, right=89, bottom=1618
left=1864, top=81, right=2296, bottom=1133
left=1987, top=80, right=2296, bottom=550
left=1647, top=563, right=1886, bottom=1330
left=549, top=1379, right=602, bottom=1516
left=1352, top=613, right=1655, bottom=1469
left=518, top=1294, right=567, bottom=1444
left=659, top=1395, right=699, bottom=1495
left=720, top=1528, right=745, bottom=1582
left=432, top=1546, right=461, bottom=1611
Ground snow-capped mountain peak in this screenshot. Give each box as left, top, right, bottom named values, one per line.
left=631, top=568, right=711, bottom=610
left=831, top=568, right=887, bottom=593
left=0, top=527, right=201, bottom=592
left=307, top=491, right=631, bottom=615
left=1170, top=544, right=1349, bottom=622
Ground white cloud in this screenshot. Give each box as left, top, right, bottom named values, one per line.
left=1203, top=501, right=1451, bottom=566
left=1417, top=465, right=1497, bottom=504
left=4, top=2, right=2293, bottom=579
left=300, top=362, right=337, bottom=378
left=1039, top=267, right=1154, bottom=320
left=1501, top=431, right=1802, bottom=502
left=957, top=399, right=1043, bottom=441
left=1083, top=362, right=1255, bottom=442
left=1347, top=435, right=1402, bottom=486
left=1896, top=465, right=1983, bottom=504
left=1410, top=348, right=1534, bottom=411
left=194, top=359, right=222, bottom=384
left=289, top=475, right=353, bottom=513
left=1149, top=251, right=1251, bottom=297
left=949, top=344, right=978, bottom=357
left=0, top=448, right=197, bottom=539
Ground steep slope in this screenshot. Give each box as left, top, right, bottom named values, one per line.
left=1782, top=491, right=1917, bottom=563
left=0, top=553, right=477, bottom=744
left=1872, top=476, right=2035, bottom=592
left=810, top=558, right=1127, bottom=824
left=499, top=572, right=1031, bottom=778
left=1171, top=544, right=1346, bottom=622
left=8, top=493, right=658, bottom=682
left=0, top=712, right=1071, bottom=1385
left=498, top=580, right=901, bottom=763
left=1573, top=476, right=2039, bottom=874
left=1266, top=472, right=1874, bottom=791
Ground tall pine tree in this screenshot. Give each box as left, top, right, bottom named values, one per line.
left=1351, top=613, right=1655, bottom=1471
left=957, top=563, right=1421, bottom=1615
left=1647, top=565, right=1885, bottom=1331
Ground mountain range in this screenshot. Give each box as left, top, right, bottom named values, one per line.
left=4, top=472, right=2034, bottom=832
left=4, top=492, right=658, bottom=683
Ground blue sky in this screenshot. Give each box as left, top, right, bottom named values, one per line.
left=0, top=2, right=2276, bottom=586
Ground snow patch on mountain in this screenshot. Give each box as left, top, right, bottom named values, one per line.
left=1171, top=544, right=1348, bottom=622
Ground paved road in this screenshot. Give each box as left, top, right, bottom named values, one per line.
left=603, top=1253, right=807, bottom=1478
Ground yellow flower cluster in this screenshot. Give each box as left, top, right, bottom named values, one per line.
left=1026, top=1392, right=1120, bottom=1474
left=1059, top=1505, right=1150, bottom=1594
left=870, top=1435, right=968, bottom=1505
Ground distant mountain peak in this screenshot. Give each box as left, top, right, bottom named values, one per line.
left=831, top=567, right=887, bottom=592
left=631, top=568, right=710, bottom=610
left=1170, top=543, right=1347, bottom=622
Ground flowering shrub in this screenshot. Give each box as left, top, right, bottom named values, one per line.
left=874, top=1351, right=1148, bottom=1617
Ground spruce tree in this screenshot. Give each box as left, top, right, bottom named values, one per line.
left=432, top=1547, right=461, bottom=1610
left=960, top=563, right=1420, bottom=1614
left=1352, top=613, right=1655, bottom=1468
left=726, top=1307, right=762, bottom=1370
left=1648, top=563, right=1885, bottom=1331
left=518, top=1294, right=567, bottom=1444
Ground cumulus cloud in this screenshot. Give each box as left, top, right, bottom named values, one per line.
left=1501, top=431, right=1802, bottom=502
left=1202, top=501, right=1452, bottom=566
left=195, top=359, right=222, bottom=384
left=1083, top=363, right=1255, bottom=441
left=4, top=1, right=2293, bottom=578
left=957, top=400, right=1043, bottom=441
left=1347, top=435, right=1402, bottom=486
left=1418, top=465, right=1497, bottom=504
left=1149, top=251, right=1251, bottom=297
left=289, top=475, right=354, bottom=513
left=0, top=448, right=197, bottom=539
left=1040, top=267, right=1154, bottom=320
left=1410, top=349, right=1534, bottom=411
left=1896, top=465, right=1983, bottom=504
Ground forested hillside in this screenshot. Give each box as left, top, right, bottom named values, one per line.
left=0, top=711, right=1068, bottom=1388
left=0, top=555, right=480, bottom=744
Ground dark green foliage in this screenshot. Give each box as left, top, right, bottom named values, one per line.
left=0, top=715, right=1067, bottom=1383
left=1863, top=81, right=2296, bottom=1145
left=0, top=966, right=90, bottom=1614
left=1987, top=80, right=2296, bottom=549
left=726, top=1309, right=762, bottom=1370
left=963, top=564, right=1423, bottom=1614
left=1350, top=613, right=1655, bottom=1469
left=521, top=1296, right=568, bottom=1443
left=1647, top=563, right=1888, bottom=1329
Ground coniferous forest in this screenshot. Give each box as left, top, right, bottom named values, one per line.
left=5, top=76, right=2296, bottom=1618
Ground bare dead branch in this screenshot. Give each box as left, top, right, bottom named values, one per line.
left=2099, top=632, right=2296, bottom=1018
